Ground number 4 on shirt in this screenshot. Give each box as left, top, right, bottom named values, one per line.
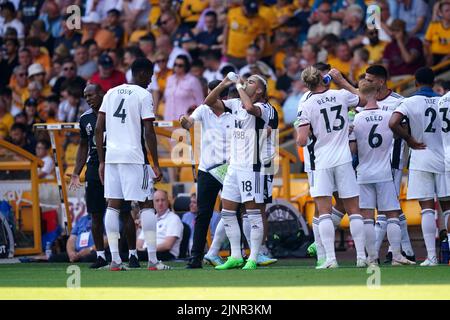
left=114, top=98, right=127, bottom=123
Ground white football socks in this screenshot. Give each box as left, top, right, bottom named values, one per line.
left=387, top=218, right=402, bottom=260
left=221, top=209, right=242, bottom=259
left=399, top=213, right=414, bottom=257
left=105, top=207, right=121, bottom=264
left=312, top=217, right=326, bottom=261
left=364, top=218, right=376, bottom=261
left=319, top=214, right=336, bottom=261
left=242, top=213, right=252, bottom=248
left=349, top=214, right=366, bottom=260
left=207, top=218, right=226, bottom=256
left=247, top=209, right=263, bottom=262
left=141, top=208, right=157, bottom=264
left=331, top=207, right=345, bottom=229
left=374, top=214, right=387, bottom=258
left=421, top=209, right=437, bottom=260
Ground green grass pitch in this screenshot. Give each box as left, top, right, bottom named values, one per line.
left=1, top=259, right=449, bottom=299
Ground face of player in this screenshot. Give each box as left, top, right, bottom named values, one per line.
left=244, top=75, right=263, bottom=99
left=364, top=73, right=384, bottom=92
left=84, top=86, right=103, bottom=111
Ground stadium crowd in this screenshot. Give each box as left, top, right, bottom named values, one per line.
left=0, top=0, right=449, bottom=172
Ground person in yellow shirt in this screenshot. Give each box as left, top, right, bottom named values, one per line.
left=25, top=64, right=52, bottom=101
left=0, top=97, right=14, bottom=139
left=364, top=28, right=388, bottom=64
left=424, top=1, right=450, bottom=66
left=328, top=41, right=352, bottom=78
left=349, top=47, right=369, bottom=85
left=180, top=0, right=210, bottom=28
left=223, top=0, right=270, bottom=68
left=9, top=65, right=28, bottom=112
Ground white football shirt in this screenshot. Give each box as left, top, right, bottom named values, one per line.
left=439, top=91, right=450, bottom=172
left=99, top=84, right=155, bottom=164
left=190, top=104, right=234, bottom=172
left=352, top=108, right=394, bottom=183
left=297, top=89, right=360, bottom=170
left=395, top=95, right=444, bottom=173
left=223, top=98, right=270, bottom=171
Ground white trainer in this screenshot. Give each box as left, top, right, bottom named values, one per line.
left=420, top=257, right=438, bottom=267
left=356, top=258, right=368, bottom=268
left=315, top=259, right=339, bottom=269
left=148, top=261, right=172, bottom=270
left=392, top=255, right=416, bottom=266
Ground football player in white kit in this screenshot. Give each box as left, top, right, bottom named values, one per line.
left=439, top=89, right=450, bottom=250
left=390, top=67, right=450, bottom=266
left=95, top=58, right=166, bottom=271
left=294, top=63, right=347, bottom=268
left=364, top=65, right=415, bottom=262
left=204, top=74, right=271, bottom=270
left=296, top=66, right=366, bottom=268
left=350, top=79, right=415, bottom=266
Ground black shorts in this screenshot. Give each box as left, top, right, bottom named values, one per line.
left=85, top=179, right=132, bottom=215
left=86, top=179, right=107, bottom=215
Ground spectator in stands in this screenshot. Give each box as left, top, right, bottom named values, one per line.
left=283, top=76, right=307, bottom=125
left=383, top=19, right=425, bottom=81
left=106, top=9, right=125, bottom=48
left=23, top=97, right=42, bottom=130
left=27, top=63, right=52, bottom=98
left=239, top=45, right=276, bottom=80
left=195, top=0, right=228, bottom=33
left=6, top=123, right=36, bottom=154
left=81, top=11, right=117, bottom=51
left=293, top=0, right=312, bottom=43
left=159, top=11, right=196, bottom=51
left=223, top=0, right=269, bottom=68
left=18, top=47, right=32, bottom=73
left=138, top=34, right=157, bottom=61
left=90, top=53, right=126, bottom=93
left=137, top=190, right=184, bottom=261
left=0, top=87, right=19, bottom=118
left=0, top=37, right=19, bottom=88
left=84, top=0, right=122, bottom=21
left=397, top=0, right=430, bottom=39
left=318, top=33, right=339, bottom=62
left=36, top=140, right=54, bottom=179
left=18, top=0, right=45, bottom=31
left=0, top=96, right=14, bottom=139
left=328, top=41, right=352, bottom=77
left=52, top=59, right=86, bottom=97
left=307, top=2, right=341, bottom=45
left=41, top=95, right=59, bottom=122
left=54, top=15, right=82, bottom=55
left=38, top=0, right=63, bottom=39
left=349, top=47, right=369, bottom=84
left=122, top=0, right=151, bottom=36
left=149, top=51, right=172, bottom=113
left=424, top=1, right=450, bottom=66
left=340, top=4, right=365, bottom=48
left=180, top=0, right=210, bottom=29
left=57, top=85, right=89, bottom=123
left=156, top=33, right=191, bottom=70
left=10, top=65, right=28, bottom=111
left=29, top=20, right=55, bottom=57
left=363, top=28, right=388, bottom=64
left=123, top=46, right=145, bottom=83
left=377, top=0, right=394, bottom=42
left=201, top=49, right=235, bottom=83
left=299, top=42, right=319, bottom=69
left=277, top=56, right=302, bottom=97
left=75, top=44, right=98, bottom=80
left=164, top=54, right=204, bottom=121
left=195, top=11, right=223, bottom=53
left=27, top=37, right=51, bottom=75
left=0, top=1, right=24, bottom=39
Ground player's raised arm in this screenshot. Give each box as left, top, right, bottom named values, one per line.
left=204, top=77, right=233, bottom=112
left=95, top=111, right=106, bottom=184
left=329, top=68, right=367, bottom=107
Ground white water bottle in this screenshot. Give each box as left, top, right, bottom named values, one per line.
left=227, top=72, right=239, bottom=82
